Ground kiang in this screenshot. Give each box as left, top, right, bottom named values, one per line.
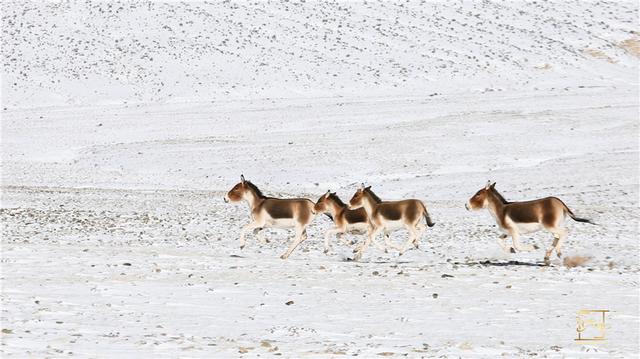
left=225, top=176, right=592, bottom=264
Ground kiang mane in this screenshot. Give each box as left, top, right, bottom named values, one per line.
left=328, top=193, right=346, bottom=207
left=244, top=181, right=266, bottom=198
left=490, top=188, right=509, bottom=204
left=364, top=187, right=382, bottom=203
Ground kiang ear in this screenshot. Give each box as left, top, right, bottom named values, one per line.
left=240, top=174, right=246, bottom=184
left=485, top=180, right=491, bottom=189
left=331, top=192, right=337, bottom=196
left=490, top=182, right=497, bottom=189
left=365, top=186, right=371, bottom=190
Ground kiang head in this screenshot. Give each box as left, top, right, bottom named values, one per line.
left=314, top=190, right=332, bottom=213
left=465, top=180, right=496, bottom=211
left=224, top=175, right=249, bottom=203
left=315, top=190, right=346, bottom=213
left=349, top=183, right=370, bottom=210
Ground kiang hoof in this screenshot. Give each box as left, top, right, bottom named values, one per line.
left=240, top=245, right=245, bottom=250
left=509, top=247, right=516, bottom=254
left=533, top=244, right=540, bottom=250
left=544, top=257, right=551, bottom=266
left=556, top=252, right=562, bottom=258
left=324, top=249, right=330, bottom=254
left=280, top=254, right=288, bottom=260
left=384, top=249, right=388, bottom=254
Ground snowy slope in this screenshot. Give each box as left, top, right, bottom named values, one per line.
left=2, top=1, right=638, bottom=107
left=1, top=1, right=639, bottom=358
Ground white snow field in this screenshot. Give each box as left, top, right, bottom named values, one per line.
left=1, top=1, right=639, bottom=358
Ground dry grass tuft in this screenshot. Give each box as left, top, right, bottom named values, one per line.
left=534, top=63, right=552, bottom=70
left=583, top=48, right=618, bottom=63
left=619, top=38, right=640, bottom=57
left=563, top=256, right=592, bottom=268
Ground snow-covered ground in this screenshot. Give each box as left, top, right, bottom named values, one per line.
left=1, top=1, right=638, bottom=357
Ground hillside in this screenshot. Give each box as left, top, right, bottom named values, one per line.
left=2, top=1, right=638, bottom=107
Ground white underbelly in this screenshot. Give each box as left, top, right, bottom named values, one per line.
left=266, top=218, right=297, bottom=228
left=514, top=222, right=544, bottom=234
left=380, top=220, right=405, bottom=231
left=345, top=222, right=369, bottom=233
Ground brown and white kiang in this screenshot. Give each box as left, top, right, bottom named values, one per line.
left=348, top=184, right=436, bottom=261
left=223, top=176, right=594, bottom=265
left=314, top=190, right=384, bottom=254
left=224, top=175, right=316, bottom=259
left=465, top=181, right=595, bottom=265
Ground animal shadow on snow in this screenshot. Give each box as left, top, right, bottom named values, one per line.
left=464, top=260, right=548, bottom=267
left=342, top=257, right=413, bottom=264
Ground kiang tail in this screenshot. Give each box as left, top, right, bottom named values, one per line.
left=421, top=202, right=436, bottom=227
left=563, top=202, right=596, bottom=225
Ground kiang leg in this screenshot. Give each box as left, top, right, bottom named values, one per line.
left=354, top=226, right=372, bottom=253
left=354, top=226, right=381, bottom=261
left=336, top=231, right=353, bottom=247
left=240, top=221, right=263, bottom=249
left=323, top=227, right=343, bottom=254
left=344, top=232, right=357, bottom=246
left=510, top=231, right=535, bottom=252
left=254, top=227, right=268, bottom=244
left=551, top=228, right=567, bottom=258
left=281, top=226, right=308, bottom=260
left=413, top=223, right=426, bottom=249
left=497, top=234, right=512, bottom=253
left=382, top=229, right=403, bottom=252
left=370, top=229, right=388, bottom=252
left=545, top=234, right=559, bottom=265
left=399, top=226, right=419, bottom=255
